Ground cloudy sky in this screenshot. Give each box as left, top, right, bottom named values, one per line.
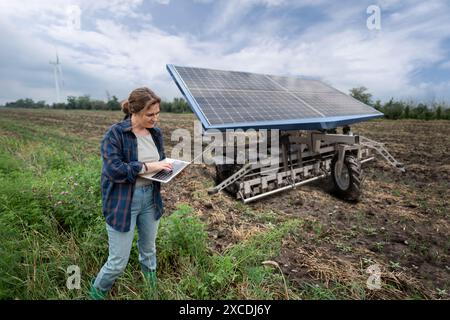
left=1, top=0, right=449, bottom=105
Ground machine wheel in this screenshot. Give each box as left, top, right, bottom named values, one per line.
left=331, top=154, right=361, bottom=201
left=215, top=164, right=242, bottom=195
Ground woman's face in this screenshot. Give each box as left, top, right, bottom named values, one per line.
left=137, top=103, right=160, bottom=129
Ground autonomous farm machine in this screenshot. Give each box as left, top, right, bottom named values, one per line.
left=167, top=64, right=405, bottom=203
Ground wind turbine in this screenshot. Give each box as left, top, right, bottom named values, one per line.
left=49, top=51, right=64, bottom=104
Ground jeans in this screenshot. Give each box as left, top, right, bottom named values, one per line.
left=93, top=183, right=160, bottom=292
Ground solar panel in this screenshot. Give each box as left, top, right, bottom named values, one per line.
left=167, top=64, right=383, bottom=130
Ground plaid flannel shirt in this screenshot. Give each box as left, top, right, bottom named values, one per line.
left=100, top=116, right=165, bottom=232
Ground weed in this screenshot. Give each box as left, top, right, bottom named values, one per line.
left=336, top=242, right=353, bottom=253
left=363, top=227, right=378, bottom=236
left=389, top=261, right=402, bottom=270
left=374, top=242, right=385, bottom=252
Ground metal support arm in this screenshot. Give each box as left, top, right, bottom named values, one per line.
left=360, top=136, right=405, bottom=172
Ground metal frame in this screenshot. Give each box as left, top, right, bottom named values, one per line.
left=207, top=130, right=404, bottom=203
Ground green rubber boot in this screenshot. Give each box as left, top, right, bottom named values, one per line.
left=143, top=270, right=157, bottom=290
left=89, top=279, right=108, bottom=300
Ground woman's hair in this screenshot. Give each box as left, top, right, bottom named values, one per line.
left=121, top=87, right=161, bottom=115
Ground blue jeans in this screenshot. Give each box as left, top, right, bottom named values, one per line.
left=93, top=184, right=160, bottom=292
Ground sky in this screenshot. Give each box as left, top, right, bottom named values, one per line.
left=0, top=0, right=450, bottom=105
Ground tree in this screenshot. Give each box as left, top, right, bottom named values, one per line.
left=435, top=105, right=442, bottom=120
left=160, top=101, right=172, bottom=113
left=35, top=100, right=47, bottom=109
left=77, top=95, right=92, bottom=110
left=91, top=100, right=107, bottom=110
left=172, top=97, right=191, bottom=113
left=403, top=105, right=410, bottom=119
left=52, top=102, right=66, bottom=109
left=106, top=96, right=121, bottom=110
left=383, top=99, right=404, bottom=120
left=67, top=96, right=77, bottom=109
left=373, top=99, right=382, bottom=112
left=444, top=107, right=450, bottom=120
left=411, top=103, right=429, bottom=119
left=349, top=87, right=373, bottom=105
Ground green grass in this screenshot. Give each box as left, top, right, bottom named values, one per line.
left=298, top=282, right=352, bottom=300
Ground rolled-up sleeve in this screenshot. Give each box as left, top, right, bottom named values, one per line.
left=101, top=129, right=143, bottom=183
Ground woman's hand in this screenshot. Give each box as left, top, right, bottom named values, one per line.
left=142, top=161, right=173, bottom=174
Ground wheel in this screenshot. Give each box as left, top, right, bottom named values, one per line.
left=215, top=163, right=242, bottom=195
left=331, top=154, right=361, bottom=201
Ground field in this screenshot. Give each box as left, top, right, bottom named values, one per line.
left=0, top=108, right=449, bottom=300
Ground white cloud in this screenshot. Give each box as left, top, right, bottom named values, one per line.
left=204, top=0, right=327, bottom=35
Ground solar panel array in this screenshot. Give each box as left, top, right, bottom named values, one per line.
left=167, top=65, right=383, bottom=130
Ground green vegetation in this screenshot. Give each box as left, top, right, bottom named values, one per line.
left=160, top=97, right=192, bottom=113
left=1, top=96, right=192, bottom=113
left=2, top=86, right=448, bottom=118
left=2, top=96, right=121, bottom=111
left=349, top=86, right=373, bottom=105
left=350, top=86, right=450, bottom=120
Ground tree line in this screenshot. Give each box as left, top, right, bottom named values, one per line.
left=1, top=96, right=192, bottom=113
left=350, top=87, right=450, bottom=120
left=2, top=88, right=450, bottom=119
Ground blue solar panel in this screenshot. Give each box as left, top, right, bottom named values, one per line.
left=167, top=64, right=383, bottom=130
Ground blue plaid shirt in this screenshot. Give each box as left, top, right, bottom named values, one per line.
left=100, top=116, right=166, bottom=232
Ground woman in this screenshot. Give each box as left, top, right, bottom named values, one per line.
left=90, top=87, right=172, bottom=299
